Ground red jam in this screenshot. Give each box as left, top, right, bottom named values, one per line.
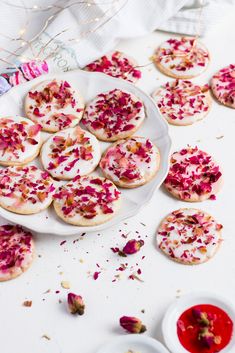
left=177, top=304, right=233, bottom=353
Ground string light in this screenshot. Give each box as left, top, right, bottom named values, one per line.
left=0, top=0, right=204, bottom=72
left=0, top=0, right=122, bottom=64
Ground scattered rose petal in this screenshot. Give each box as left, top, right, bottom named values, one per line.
left=93, top=271, right=101, bottom=280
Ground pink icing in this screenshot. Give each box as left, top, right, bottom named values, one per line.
left=0, top=224, right=33, bottom=274
left=164, top=147, right=222, bottom=200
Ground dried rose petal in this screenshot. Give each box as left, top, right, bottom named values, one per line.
left=93, top=271, right=100, bottom=280
left=119, top=316, right=146, bottom=333
left=122, top=239, right=144, bottom=255
left=67, top=292, right=85, bottom=315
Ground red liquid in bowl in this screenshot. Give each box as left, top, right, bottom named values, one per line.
left=177, top=304, right=233, bottom=353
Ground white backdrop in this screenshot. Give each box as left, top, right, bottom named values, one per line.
left=0, top=2, right=235, bottom=353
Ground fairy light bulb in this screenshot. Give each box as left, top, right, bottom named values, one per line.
left=19, top=28, right=26, bottom=36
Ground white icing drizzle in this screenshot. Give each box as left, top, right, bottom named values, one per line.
left=53, top=175, right=121, bottom=225
left=155, top=37, right=209, bottom=78
left=25, top=79, right=84, bottom=131
left=0, top=165, right=58, bottom=214
left=152, top=80, right=210, bottom=125
left=83, top=89, right=145, bottom=140
left=41, top=126, right=101, bottom=180
left=0, top=116, right=41, bottom=164
left=100, top=137, right=160, bottom=186
left=85, top=51, right=141, bottom=83
left=157, top=208, right=223, bottom=264
left=211, top=64, right=235, bottom=108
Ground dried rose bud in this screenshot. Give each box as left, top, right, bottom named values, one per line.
left=198, top=327, right=214, bottom=348
left=192, top=308, right=210, bottom=326
left=119, top=316, right=146, bottom=333
left=122, top=239, right=144, bottom=255
left=67, top=292, right=85, bottom=315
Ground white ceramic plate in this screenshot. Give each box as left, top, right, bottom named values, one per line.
left=0, top=70, right=171, bottom=235
left=162, top=292, right=235, bottom=353
left=96, top=334, right=170, bottom=353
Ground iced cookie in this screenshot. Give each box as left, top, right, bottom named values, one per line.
left=0, top=165, right=57, bottom=214
left=41, top=126, right=101, bottom=180
left=0, top=224, right=34, bottom=281
left=157, top=208, right=223, bottom=265
left=82, top=89, right=145, bottom=141
left=25, top=79, right=84, bottom=132
left=164, top=147, right=222, bottom=202
left=53, top=175, right=121, bottom=226
left=211, top=64, right=235, bottom=108
left=85, top=51, right=141, bottom=83
left=152, top=80, right=211, bottom=126
left=100, top=137, right=160, bottom=188
left=0, top=116, right=41, bottom=166
left=154, top=37, right=210, bottom=79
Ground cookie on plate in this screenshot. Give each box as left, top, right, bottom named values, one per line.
left=157, top=208, right=223, bottom=265
left=82, top=89, right=145, bottom=141
left=25, top=79, right=84, bottom=132
left=100, top=137, right=160, bottom=188
left=40, top=126, right=101, bottom=180
left=152, top=80, right=211, bottom=126
left=0, top=224, right=35, bottom=281
left=0, top=165, right=57, bottom=214
left=0, top=116, right=41, bottom=166
left=154, top=37, right=210, bottom=79
left=53, top=175, right=121, bottom=226
left=164, top=147, right=223, bottom=202
left=84, top=51, right=141, bottom=83
left=211, top=64, right=235, bottom=108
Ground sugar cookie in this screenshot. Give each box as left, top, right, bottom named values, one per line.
left=25, top=79, right=84, bottom=132
left=85, top=51, right=141, bottom=83
left=82, top=89, right=145, bottom=141
left=53, top=176, right=121, bottom=226
left=164, top=147, right=222, bottom=202
left=154, top=37, right=210, bottom=79
left=152, top=80, right=211, bottom=126
left=157, top=208, right=222, bottom=265
left=0, top=116, right=41, bottom=166
left=0, top=224, right=34, bottom=281
left=41, top=126, right=101, bottom=180
left=0, top=165, right=57, bottom=214
left=211, top=64, right=235, bottom=108
left=100, top=137, right=160, bottom=188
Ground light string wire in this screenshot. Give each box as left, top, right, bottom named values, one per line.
left=0, top=0, right=204, bottom=75
left=0, top=0, right=122, bottom=69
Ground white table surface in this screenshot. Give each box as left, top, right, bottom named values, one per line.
left=1, top=9, right=235, bottom=353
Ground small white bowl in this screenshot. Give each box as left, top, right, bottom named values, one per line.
left=96, top=334, right=170, bottom=353
left=162, top=292, right=235, bottom=353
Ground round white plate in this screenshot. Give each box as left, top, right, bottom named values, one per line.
left=0, top=70, right=171, bottom=235
left=162, top=292, right=235, bottom=353
left=96, top=334, right=170, bottom=353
